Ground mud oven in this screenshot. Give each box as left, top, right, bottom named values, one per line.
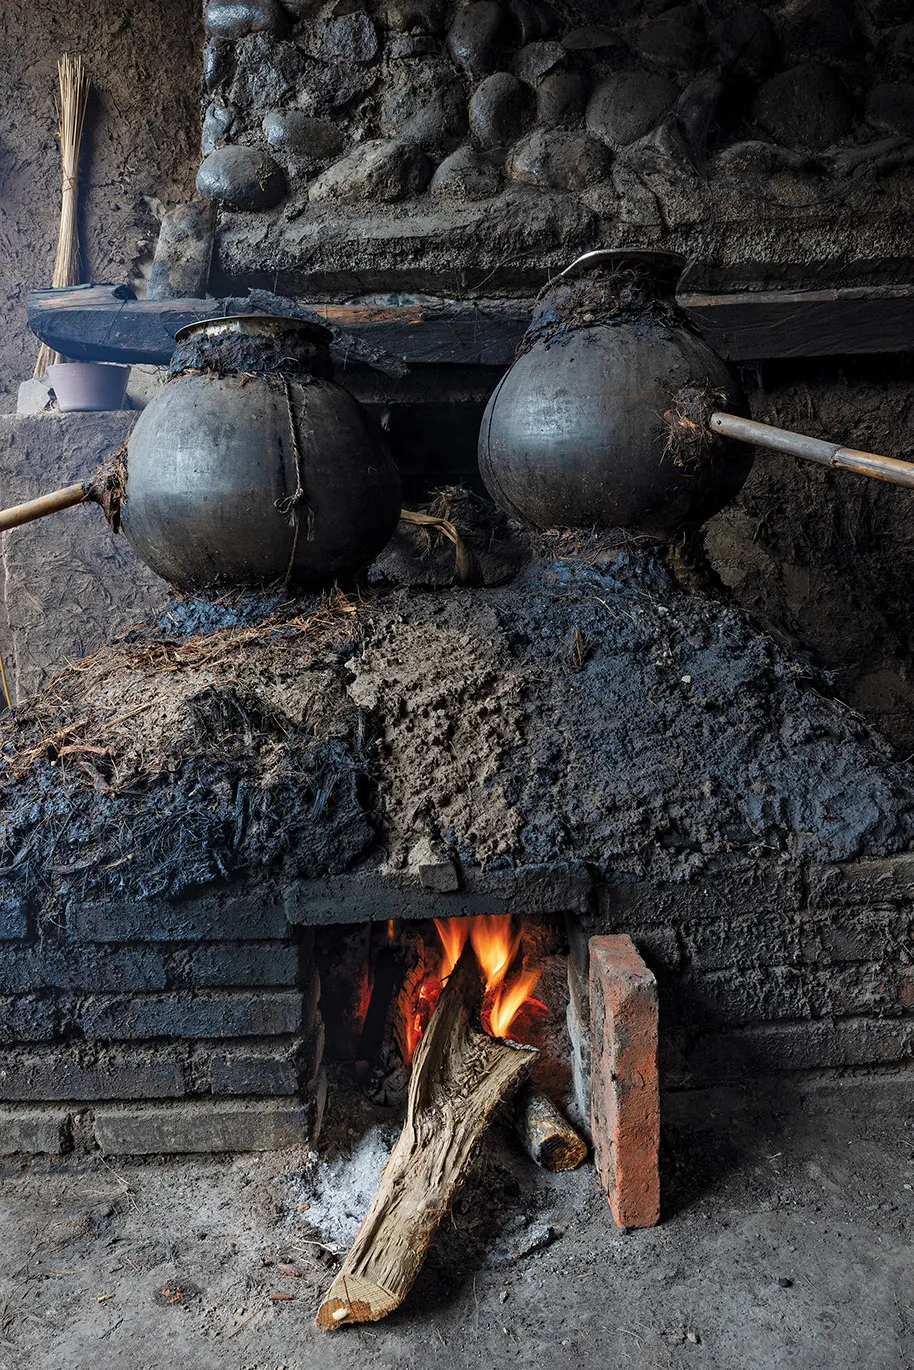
left=5, top=0, right=914, bottom=1230
left=4, top=535, right=914, bottom=1185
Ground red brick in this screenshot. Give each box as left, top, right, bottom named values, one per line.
left=589, top=934, right=660, bottom=1229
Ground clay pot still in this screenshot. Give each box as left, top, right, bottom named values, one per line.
left=122, top=315, right=402, bottom=591
left=478, top=250, right=752, bottom=537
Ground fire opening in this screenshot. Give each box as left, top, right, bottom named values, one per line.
left=316, top=912, right=573, bottom=1114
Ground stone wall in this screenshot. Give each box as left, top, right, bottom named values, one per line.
left=198, top=0, right=914, bottom=293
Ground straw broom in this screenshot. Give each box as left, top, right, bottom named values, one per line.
left=34, top=54, right=91, bottom=377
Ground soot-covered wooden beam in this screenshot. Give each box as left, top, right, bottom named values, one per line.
left=27, top=281, right=914, bottom=368
left=26, top=284, right=530, bottom=369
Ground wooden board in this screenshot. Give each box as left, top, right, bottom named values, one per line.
left=27, top=281, right=914, bottom=368
left=679, top=285, right=914, bottom=361
left=26, top=284, right=530, bottom=368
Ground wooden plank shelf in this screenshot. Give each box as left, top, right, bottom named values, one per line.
left=26, top=285, right=530, bottom=370
left=27, top=281, right=914, bottom=369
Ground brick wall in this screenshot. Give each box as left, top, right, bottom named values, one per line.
left=3, top=855, right=914, bottom=1156
left=580, top=856, right=914, bottom=1089
left=0, top=897, right=324, bottom=1157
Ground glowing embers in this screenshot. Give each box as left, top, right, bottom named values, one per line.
left=399, top=914, right=545, bottom=1064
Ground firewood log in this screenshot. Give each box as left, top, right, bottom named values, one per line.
left=315, top=945, right=537, bottom=1330
left=515, top=1083, right=588, bottom=1171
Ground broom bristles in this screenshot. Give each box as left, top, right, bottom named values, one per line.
left=34, top=54, right=91, bottom=378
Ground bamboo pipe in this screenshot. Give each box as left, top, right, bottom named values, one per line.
left=0, top=483, right=88, bottom=532
left=710, top=412, right=914, bottom=490
left=1, top=412, right=912, bottom=540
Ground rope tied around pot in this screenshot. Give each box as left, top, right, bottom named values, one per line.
left=275, top=374, right=316, bottom=583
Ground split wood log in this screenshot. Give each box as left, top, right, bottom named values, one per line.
left=315, top=945, right=538, bottom=1331
left=515, top=1083, right=588, bottom=1172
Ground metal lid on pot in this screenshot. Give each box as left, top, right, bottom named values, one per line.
left=174, top=313, right=334, bottom=346
left=556, top=249, right=687, bottom=292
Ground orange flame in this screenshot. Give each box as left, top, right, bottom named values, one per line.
left=403, top=977, right=437, bottom=1063
left=488, top=966, right=542, bottom=1038
left=431, top=914, right=540, bottom=1042
left=434, top=916, right=469, bottom=979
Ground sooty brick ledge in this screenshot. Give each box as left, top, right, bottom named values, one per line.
left=92, top=1100, right=315, bottom=1156
left=5, top=853, right=914, bottom=1153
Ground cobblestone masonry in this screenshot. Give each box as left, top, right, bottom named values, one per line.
left=199, top=0, right=914, bottom=292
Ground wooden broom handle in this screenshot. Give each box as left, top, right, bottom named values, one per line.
left=0, top=482, right=89, bottom=532
left=710, top=412, right=914, bottom=490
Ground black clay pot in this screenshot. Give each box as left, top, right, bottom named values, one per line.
left=478, top=250, right=752, bottom=536
left=123, top=315, right=401, bottom=591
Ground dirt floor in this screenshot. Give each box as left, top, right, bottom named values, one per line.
left=1, top=1075, right=912, bottom=1370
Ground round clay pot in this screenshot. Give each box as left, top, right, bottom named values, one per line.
left=478, top=249, right=752, bottom=536
left=47, top=362, right=130, bottom=413
left=122, top=315, right=402, bottom=592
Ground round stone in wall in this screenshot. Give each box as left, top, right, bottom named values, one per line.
left=514, top=41, right=565, bottom=86
left=781, top=0, right=864, bottom=65
left=308, top=139, right=432, bottom=203
left=399, top=85, right=469, bottom=153
left=204, top=39, right=233, bottom=93
left=753, top=63, right=852, bottom=152
left=536, top=69, right=586, bottom=128
left=202, top=101, right=235, bottom=154
left=204, top=0, right=285, bottom=39
left=307, top=10, right=379, bottom=64
left=586, top=71, right=678, bottom=149
left=506, top=129, right=610, bottom=190
left=262, top=111, right=347, bottom=161
left=468, top=72, right=532, bottom=150
left=866, top=83, right=914, bottom=138
left=633, top=3, right=706, bottom=77
left=196, top=147, right=287, bottom=209
left=430, top=144, right=503, bottom=199
left=710, top=6, right=778, bottom=82
left=447, top=1, right=508, bottom=79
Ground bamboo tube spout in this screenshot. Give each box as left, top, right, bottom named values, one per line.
left=710, top=411, right=914, bottom=490
left=0, top=483, right=88, bottom=532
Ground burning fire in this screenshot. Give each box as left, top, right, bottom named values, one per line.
left=402, top=915, right=543, bottom=1063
